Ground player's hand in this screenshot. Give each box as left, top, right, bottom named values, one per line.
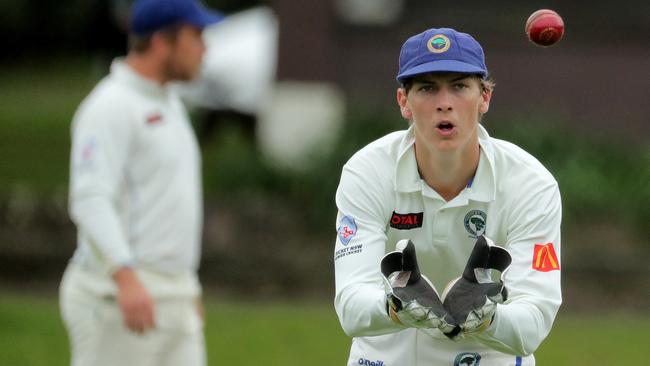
left=113, top=267, right=156, bottom=334
left=381, top=240, right=458, bottom=335
left=441, top=236, right=511, bottom=335
left=195, top=297, right=205, bottom=322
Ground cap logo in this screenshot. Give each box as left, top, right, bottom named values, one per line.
left=427, top=34, right=451, bottom=53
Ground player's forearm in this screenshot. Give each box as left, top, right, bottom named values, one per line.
left=473, top=298, right=560, bottom=356
left=476, top=185, right=562, bottom=355
left=335, top=284, right=403, bottom=337
left=70, top=194, right=133, bottom=271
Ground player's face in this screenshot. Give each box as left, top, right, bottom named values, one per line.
left=397, top=73, right=491, bottom=153
left=163, top=25, right=206, bottom=82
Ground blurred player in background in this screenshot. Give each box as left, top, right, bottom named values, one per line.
left=334, top=27, right=561, bottom=365
left=59, top=0, right=222, bottom=365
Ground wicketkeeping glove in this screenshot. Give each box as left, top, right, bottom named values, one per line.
left=381, top=240, right=459, bottom=336
left=441, top=236, right=512, bottom=334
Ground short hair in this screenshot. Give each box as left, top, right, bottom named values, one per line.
left=479, top=77, right=496, bottom=94
left=127, top=23, right=183, bottom=53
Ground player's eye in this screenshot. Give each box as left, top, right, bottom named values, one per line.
left=453, top=83, right=469, bottom=90
left=418, top=85, right=436, bottom=92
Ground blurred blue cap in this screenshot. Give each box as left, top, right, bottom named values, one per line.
left=396, top=28, right=488, bottom=82
left=130, top=0, right=224, bottom=35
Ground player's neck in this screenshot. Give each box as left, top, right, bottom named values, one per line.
left=415, top=142, right=480, bottom=201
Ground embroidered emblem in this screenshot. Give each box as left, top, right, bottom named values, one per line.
left=464, top=210, right=487, bottom=238
left=532, top=243, right=560, bottom=271
left=337, top=215, right=357, bottom=246
left=427, top=34, right=451, bottom=53
left=454, top=352, right=481, bottom=366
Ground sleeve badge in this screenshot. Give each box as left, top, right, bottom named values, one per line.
left=337, top=215, right=357, bottom=246
left=532, top=243, right=560, bottom=272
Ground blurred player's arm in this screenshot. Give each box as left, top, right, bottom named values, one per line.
left=69, top=96, right=135, bottom=272
left=113, top=267, right=156, bottom=333
left=333, top=158, right=401, bottom=337
left=472, top=184, right=562, bottom=356
left=69, top=97, right=154, bottom=333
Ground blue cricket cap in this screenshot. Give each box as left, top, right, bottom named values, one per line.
left=396, top=28, right=488, bottom=83
left=130, top=0, right=224, bottom=35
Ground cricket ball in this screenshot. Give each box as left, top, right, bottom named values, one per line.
left=525, top=9, right=564, bottom=47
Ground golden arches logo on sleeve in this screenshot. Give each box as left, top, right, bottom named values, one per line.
left=532, top=243, right=560, bottom=272
left=427, top=34, right=451, bottom=53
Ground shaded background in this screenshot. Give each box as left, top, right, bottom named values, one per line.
left=1, top=0, right=649, bottom=356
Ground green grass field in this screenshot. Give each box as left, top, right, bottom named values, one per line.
left=0, top=293, right=647, bottom=365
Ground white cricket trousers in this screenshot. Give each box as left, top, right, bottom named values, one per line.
left=59, top=265, right=206, bottom=366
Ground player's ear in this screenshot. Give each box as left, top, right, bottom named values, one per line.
left=150, top=31, right=174, bottom=56
left=479, top=87, right=491, bottom=114
left=397, top=88, right=412, bottom=119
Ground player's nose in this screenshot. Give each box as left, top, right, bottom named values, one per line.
left=435, top=89, right=453, bottom=112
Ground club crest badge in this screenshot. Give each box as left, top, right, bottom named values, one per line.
left=427, top=34, right=451, bottom=53
left=454, top=352, right=481, bottom=366
left=464, top=210, right=487, bottom=238
left=337, top=215, right=357, bottom=246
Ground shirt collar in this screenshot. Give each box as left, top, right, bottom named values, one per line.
left=395, top=126, right=421, bottom=193
left=471, top=124, right=497, bottom=202
left=394, top=124, right=496, bottom=203
left=110, top=58, right=170, bottom=98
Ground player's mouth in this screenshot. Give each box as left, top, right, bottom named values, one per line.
left=435, top=121, right=456, bottom=137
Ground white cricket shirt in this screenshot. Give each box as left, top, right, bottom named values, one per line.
left=68, top=60, right=203, bottom=294
left=334, top=124, right=562, bottom=366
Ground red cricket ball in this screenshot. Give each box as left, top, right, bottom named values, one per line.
left=525, top=9, right=565, bottom=47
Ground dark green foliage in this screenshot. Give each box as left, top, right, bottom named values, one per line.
left=198, top=108, right=403, bottom=233
left=198, top=108, right=649, bottom=237
left=0, top=61, right=647, bottom=238
left=488, top=118, right=650, bottom=236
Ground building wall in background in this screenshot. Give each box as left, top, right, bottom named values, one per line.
left=1, top=0, right=648, bottom=142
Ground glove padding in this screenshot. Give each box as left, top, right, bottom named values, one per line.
left=381, top=240, right=459, bottom=336
left=441, top=236, right=512, bottom=334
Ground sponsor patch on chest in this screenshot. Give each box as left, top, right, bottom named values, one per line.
left=389, top=211, right=423, bottom=230
left=146, top=111, right=164, bottom=125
